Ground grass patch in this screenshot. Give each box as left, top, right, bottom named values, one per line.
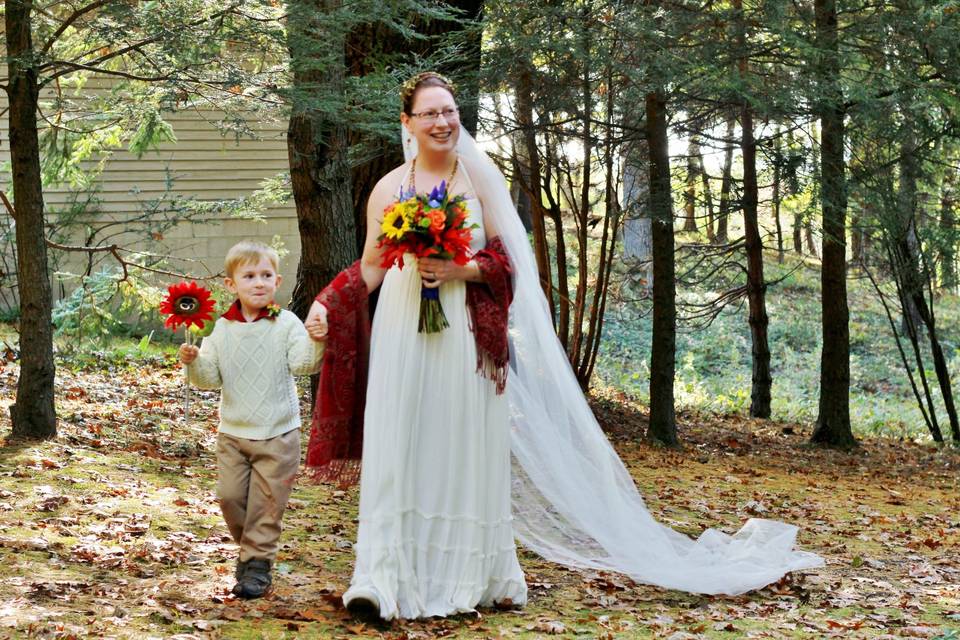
left=597, top=251, right=960, bottom=440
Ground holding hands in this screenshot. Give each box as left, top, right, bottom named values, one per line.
left=178, top=303, right=327, bottom=368
left=305, top=301, right=329, bottom=340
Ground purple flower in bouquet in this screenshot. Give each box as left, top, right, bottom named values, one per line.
left=427, top=180, right=447, bottom=208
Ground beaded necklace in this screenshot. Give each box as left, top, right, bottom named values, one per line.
left=409, top=155, right=459, bottom=194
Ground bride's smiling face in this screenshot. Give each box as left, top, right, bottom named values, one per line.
left=402, top=86, right=460, bottom=154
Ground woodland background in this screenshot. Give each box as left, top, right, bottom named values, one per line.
left=1, top=0, right=960, bottom=638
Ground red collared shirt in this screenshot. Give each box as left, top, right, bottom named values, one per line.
left=221, top=299, right=279, bottom=323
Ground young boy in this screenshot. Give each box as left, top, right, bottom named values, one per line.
left=179, top=240, right=327, bottom=599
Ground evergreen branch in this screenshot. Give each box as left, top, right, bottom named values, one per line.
left=40, top=0, right=113, bottom=55
left=843, top=72, right=943, bottom=111
left=39, top=4, right=242, bottom=84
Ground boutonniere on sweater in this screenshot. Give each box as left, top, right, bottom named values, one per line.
left=221, top=300, right=282, bottom=323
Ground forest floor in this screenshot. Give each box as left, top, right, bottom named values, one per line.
left=1, top=355, right=959, bottom=639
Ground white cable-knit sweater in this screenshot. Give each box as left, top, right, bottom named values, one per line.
left=185, top=309, right=325, bottom=440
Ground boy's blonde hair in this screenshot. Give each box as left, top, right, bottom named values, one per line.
left=224, top=241, right=280, bottom=277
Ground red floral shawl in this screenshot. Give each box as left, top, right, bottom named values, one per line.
left=305, top=261, right=369, bottom=486
left=305, top=237, right=513, bottom=486
left=466, top=236, right=513, bottom=394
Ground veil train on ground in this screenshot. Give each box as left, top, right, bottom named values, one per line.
left=402, top=129, right=824, bottom=596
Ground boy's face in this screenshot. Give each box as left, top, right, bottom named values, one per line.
left=225, top=256, right=281, bottom=313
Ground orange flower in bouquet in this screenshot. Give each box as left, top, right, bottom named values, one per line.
left=376, top=181, right=477, bottom=333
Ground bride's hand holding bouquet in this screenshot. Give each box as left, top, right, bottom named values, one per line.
left=375, top=179, right=477, bottom=333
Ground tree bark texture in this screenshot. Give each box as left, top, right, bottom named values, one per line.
left=286, top=0, right=356, bottom=323
left=6, top=0, right=58, bottom=440
left=683, top=137, right=698, bottom=233
left=734, top=10, right=772, bottom=418
left=646, top=90, right=678, bottom=446
left=516, top=65, right=556, bottom=321
left=941, top=165, right=957, bottom=290
left=811, top=0, right=856, bottom=448
left=717, top=113, right=735, bottom=244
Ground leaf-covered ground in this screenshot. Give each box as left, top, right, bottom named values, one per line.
left=1, top=357, right=959, bottom=639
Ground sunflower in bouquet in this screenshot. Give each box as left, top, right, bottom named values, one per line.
left=376, top=181, right=477, bottom=333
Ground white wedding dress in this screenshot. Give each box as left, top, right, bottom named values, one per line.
left=341, top=131, right=823, bottom=621
left=343, top=164, right=528, bottom=620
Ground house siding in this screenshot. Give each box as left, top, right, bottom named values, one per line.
left=0, top=71, right=307, bottom=308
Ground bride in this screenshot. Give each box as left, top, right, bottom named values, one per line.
left=305, top=72, right=822, bottom=621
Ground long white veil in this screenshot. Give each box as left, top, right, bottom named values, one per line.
left=404, top=129, right=823, bottom=595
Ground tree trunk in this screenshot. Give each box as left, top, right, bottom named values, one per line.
left=743, top=133, right=773, bottom=418
left=683, top=137, right=698, bottom=233
left=904, top=272, right=960, bottom=441
left=811, top=0, right=855, bottom=448
left=793, top=212, right=804, bottom=254
left=580, top=73, right=619, bottom=387
left=6, top=0, right=58, bottom=440
left=516, top=66, right=556, bottom=322
left=569, top=45, right=592, bottom=370
left=622, top=141, right=653, bottom=289
left=850, top=205, right=863, bottom=265
left=287, top=0, right=356, bottom=323
left=734, top=0, right=772, bottom=419
left=646, top=90, right=678, bottom=446
left=717, top=112, right=735, bottom=244
left=545, top=138, right=571, bottom=348
left=895, top=124, right=959, bottom=441
left=805, top=221, right=818, bottom=257
left=772, top=128, right=784, bottom=263
left=699, top=149, right=715, bottom=242
left=941, top=165, right=957, bottom=291
left=511, top=155, right=533, bottom=232
left=898, top=125, right=923, bottom=333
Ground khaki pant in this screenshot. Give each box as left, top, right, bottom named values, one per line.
left=216, top=429, right=300, bottom=563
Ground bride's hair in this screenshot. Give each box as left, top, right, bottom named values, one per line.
left=401, top=72, right=456, bottom=115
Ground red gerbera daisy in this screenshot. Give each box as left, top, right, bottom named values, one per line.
left=160, top=281, right=216, bottom=331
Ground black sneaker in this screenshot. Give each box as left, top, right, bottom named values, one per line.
left=345, top=591, right=381, bottom=622
left=237, top=558, right=272, bottom=599
left=231, top=559, right=249, bottom=596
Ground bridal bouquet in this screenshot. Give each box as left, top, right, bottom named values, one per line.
left=377, top=181, right=476, bottom=333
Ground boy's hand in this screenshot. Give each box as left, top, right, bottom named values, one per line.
left=305, top=301, right=328, bottom=341
left=179, top=344, right=199, bottom=364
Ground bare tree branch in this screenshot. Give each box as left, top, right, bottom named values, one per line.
left=43, top=61, right=173, bottom=83
left=44, top=239, right=221, bottom=281
left=0, top=190, right=17, bottom=222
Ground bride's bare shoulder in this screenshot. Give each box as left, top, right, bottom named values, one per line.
left=371, top=163, right=411, bottom=198
left=366, top=163, right=411, bottom=214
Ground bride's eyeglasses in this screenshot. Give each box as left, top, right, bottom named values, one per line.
left=410, top=107, right=460, bottom=123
